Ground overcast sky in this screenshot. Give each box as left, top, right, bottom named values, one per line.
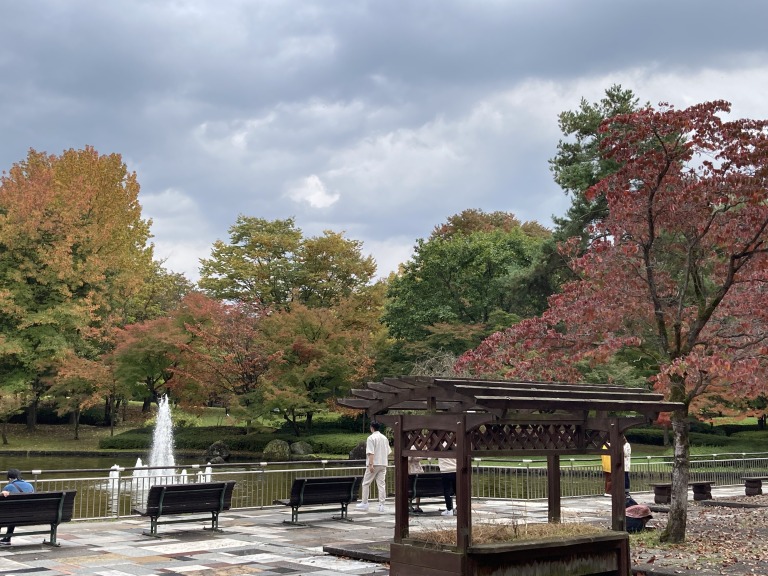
left=2, top=1, right=767, bottom=282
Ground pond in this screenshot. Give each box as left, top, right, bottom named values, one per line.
left=0, top=453, right=204, bottom=476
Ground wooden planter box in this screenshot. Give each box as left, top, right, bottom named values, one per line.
left=390, top=531, right=630, bottom=576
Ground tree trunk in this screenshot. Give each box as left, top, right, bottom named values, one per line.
left=142, top=397, right=152, bottom=413
left=1, top=421, right=7, bottom=445
left=663, top=427, right=670, bottom=446
left=73, top=408, right=80, bottom=440
left=283, top=412, right=301, bottom=436
left=104, top=396, right=112, bottom=428
left=306, top=411, right=313, bottom=432
left=660, top=408, right=690, bottom=543
left=107, top=395, right=116, bottom=437
left=26, top=398, right=38, bottom=431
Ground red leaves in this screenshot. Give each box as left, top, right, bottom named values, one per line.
left=461, top=100, right=768, bottom=412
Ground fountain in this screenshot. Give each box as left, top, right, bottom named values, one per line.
left=148, top=395, right=176, bottom=481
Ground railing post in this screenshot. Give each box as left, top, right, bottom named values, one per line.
left=742, top=452, right=747, bottom=484
left=523, top=459, right=532, bottom=500
left=473, top=458, right=481, bottom=498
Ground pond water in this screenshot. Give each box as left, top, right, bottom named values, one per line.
left=0, top=453, right=203, bottom=475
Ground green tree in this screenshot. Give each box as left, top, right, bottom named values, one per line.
left=297, top=231, right=376, bottom=308
left=199, top=216, right=302, bottom=306
left=199, top=216, right=377, bottom=310
left=510, top=86, right=647, bottom=319
left=383, top=209, right=549, bottom=355
left=549, top=84, right=644, bottom=245
left=119, top=261, right=194, bottom=325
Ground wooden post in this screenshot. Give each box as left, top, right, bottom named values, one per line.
left=393, top=415, right=409, bottom=542
left=456, top=415, right=471, bottom=552
left=547, top=454, right=561, bottom=523
left=609, top=420, right=626, bottom=532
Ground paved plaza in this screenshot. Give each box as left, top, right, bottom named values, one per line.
left=0, top=486, right=746, bottom=575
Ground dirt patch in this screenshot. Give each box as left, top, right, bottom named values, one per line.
left=632, top=497, right=768, bottom=574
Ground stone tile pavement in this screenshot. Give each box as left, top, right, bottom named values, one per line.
left=0, top=486, right=746, bottom=575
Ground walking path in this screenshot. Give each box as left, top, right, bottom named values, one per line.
left=0, top=485, right=748, bottom=575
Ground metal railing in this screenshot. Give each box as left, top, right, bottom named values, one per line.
left=23, top=452, right=768, bottom=521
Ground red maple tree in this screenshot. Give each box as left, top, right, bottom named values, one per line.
left=458, top=101, right=768, bottom=542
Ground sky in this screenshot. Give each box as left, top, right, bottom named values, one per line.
left=2, top=0, right=768, bottom=283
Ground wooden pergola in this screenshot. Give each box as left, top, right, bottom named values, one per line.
left=338, top=376, right=683, bottom=551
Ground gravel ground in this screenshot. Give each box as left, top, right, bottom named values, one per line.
left=632, top=495, right=768, bottom=575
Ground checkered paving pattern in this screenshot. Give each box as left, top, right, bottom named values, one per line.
left=0, top=486, right=745, bottom=575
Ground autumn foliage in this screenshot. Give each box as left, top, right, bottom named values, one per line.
left=458, top=101, right=768, bottom=542
left=458, top=101, right=768, bottom=412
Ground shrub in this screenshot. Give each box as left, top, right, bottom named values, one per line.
left=99, top=428, right=153, bottom=450
left=625, top=428, right=666, bottom=446
left=688, top=431, right=730, bottom=447
left=715, top=423, right=761, bottom=436
left=304, top=432, right=368, bottom=455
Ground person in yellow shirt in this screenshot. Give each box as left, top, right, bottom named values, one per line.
left=601, top=444, right=612, bottom=495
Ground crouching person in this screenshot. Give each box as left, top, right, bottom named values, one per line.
left=625, top=504, right=653, bottom=533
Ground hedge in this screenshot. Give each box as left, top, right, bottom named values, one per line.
left=98, top=426, right=364, bottom=455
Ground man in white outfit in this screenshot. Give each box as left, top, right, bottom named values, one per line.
left=623, top=436, right=632, bottom=493
left=356, top=422, right=391, bottom=512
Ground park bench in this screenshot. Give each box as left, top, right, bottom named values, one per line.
left=132, top=481, right=236, bottom=537
left=408, top=472, right=445, bottom=512
left=0, top=490, right=76, bottom=546
left=275, top=476, right=361, bottom=525
left=649, top=481, right=714, bottom=504
left=742, top=476, right=768, bottom=496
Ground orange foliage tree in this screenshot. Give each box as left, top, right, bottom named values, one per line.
left=0, top=147, right=153, bottom=430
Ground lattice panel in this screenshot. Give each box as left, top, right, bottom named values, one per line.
left=584, top=429, right=610, bottom=450
left=470, top=423, right=581, bottom=451
left=404, top=429, right=457, bottom=451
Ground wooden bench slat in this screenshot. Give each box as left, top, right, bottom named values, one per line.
left=408, top=472, right=445, bottom=504
left=277, top=476, right=362, bottom=525
left=0, top=491, right=76, bottom=546
left=132, top=481, right=236, bottom=537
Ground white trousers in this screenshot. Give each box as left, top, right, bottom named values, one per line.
left=360, top=465, right=387, bottom=504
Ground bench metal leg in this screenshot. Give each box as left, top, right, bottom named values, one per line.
left=331, top=503, right=354, bottom=523
left=142, top=517, right=161, bottom=538
left=203, top=511, right=222, bottom=532
left=282, top=506, right=304, bottom=526
left=43, top=524, right=61, bottom=547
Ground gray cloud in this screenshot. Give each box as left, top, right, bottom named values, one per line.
left=2, top=0, right=767, bottom=281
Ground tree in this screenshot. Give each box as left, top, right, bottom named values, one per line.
left=110, top=315, right=187, bottom=413
left=49, top=354, right=111, bottom=440
left=199, top=216, right=302, bottom=306
left=118, top=261, right=194, bottom=325
left=199, top=216, right=378, bottom=310
left=511, top=87, right=647, bottom=320
left=383, top=209, right=550, bottom=354
left=458, top=101, right=768, bottom=543
left=170, top=292, right=279, bottom=427
left=549, top=84, right=644, bottom=245
left=258, top=298, right=377, bottom=434
left=296, top=231, right=376, bottom=308
left=0, top=147, right=154, bottom=430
